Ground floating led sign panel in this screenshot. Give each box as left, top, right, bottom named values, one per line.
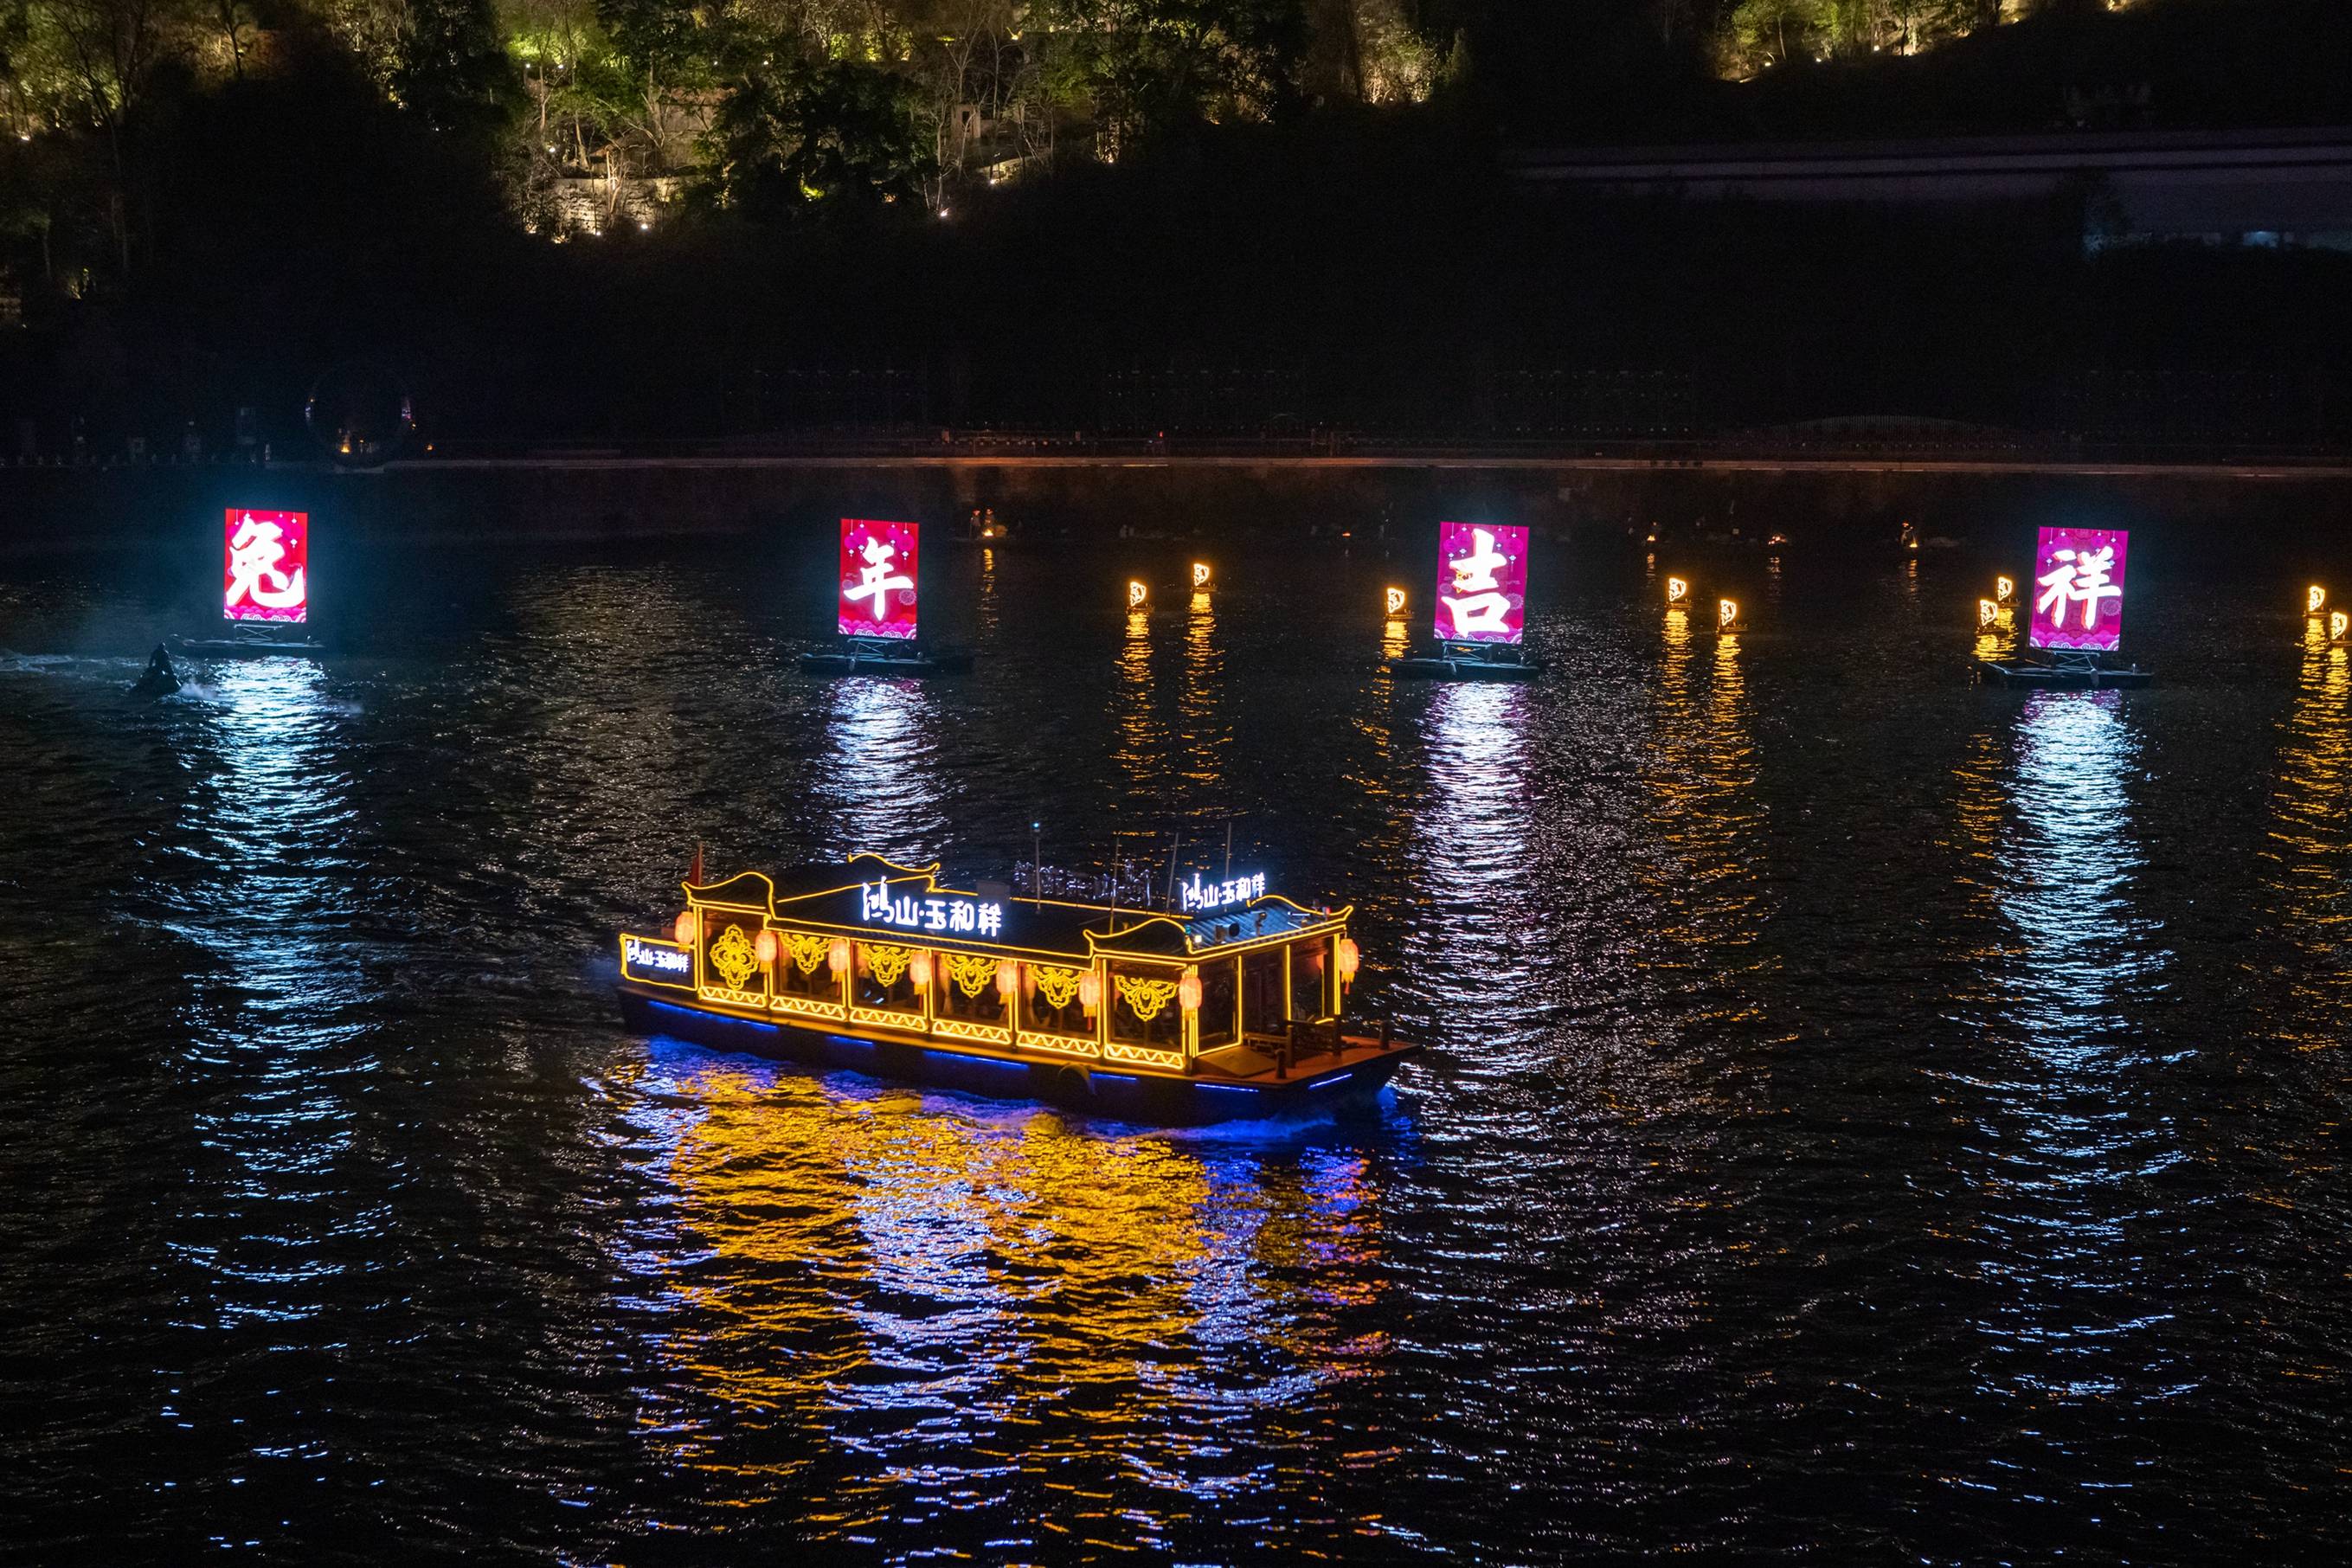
left=2028, top=526, right=2130, bottom=652
left=838, top=518, right=920, bottom=639
left=223, top=509, right=309, bottom=624
left=1434, top=522, right=1528, bottom=645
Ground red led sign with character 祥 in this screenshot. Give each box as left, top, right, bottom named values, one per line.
left=2028, top=526, right=2130, bottom=652
left=838, top=518, right=919, bottom=639
left=223, top=510, right=309, bottom=624
left=1433, top=521, right=1528, bottom=644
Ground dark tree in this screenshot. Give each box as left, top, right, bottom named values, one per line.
left=697, top=55, right=935, bottom=219
left=395, top=0, right=519, bottom=133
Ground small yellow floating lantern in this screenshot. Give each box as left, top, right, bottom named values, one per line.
left=1192, top=562, right=1211, bottom=589
left=1995, top=575, right=2015, bottom=607
left=1979, top=598, right=2000, bottom=628
left=1666, top=576, right=1690, bottom=606
left=2333, top=610, right=2349, bottom=644
left=1385, top=586, right=1407, bottom=619
left=1128, top=579, right=1147, bottom=609
left=2309, top=585, right=2328, bottom=617
left=1719, top=597, right=1741, bottom=631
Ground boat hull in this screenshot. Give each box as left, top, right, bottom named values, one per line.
left=177, top=637, right=326, bottom=659
left=1976, top=659, right=2153, bottom=690
left=617, top=986, right=1411, bottom=1124
left=800, top=648, right=974, bottom=677
left=1389, top=655, right=1539, bottom=682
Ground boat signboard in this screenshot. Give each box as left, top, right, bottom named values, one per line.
left=2028, top=526, right=2130, bottom=652
left=1434, top=522, right=1528, bottom=644
left=223, top=509, right=309, bottom=624
left=839, top=518, right=920, bottom=639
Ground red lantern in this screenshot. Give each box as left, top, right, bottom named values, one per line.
left=909, top=952, right=932, bottom=989
left=1077, top=972, right=1102, bottom=1014
left=1178, top=969, right=1202, bottom=1013
left=755, top=930, right=779, bottom=967
left=674, top=909, right=698, bottom=946
left=827, top=937, right=851, bottom=977
left=996, top=960, right=1019, bottom=999
left=1337, top=937, right=1360, bottom=984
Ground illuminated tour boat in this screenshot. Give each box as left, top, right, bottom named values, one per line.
left=616, top=854, right=1419, bottom=1121
left=1391, top=521, right=1541, bottom=681
left=1977, top=525, right=2153, bottom=689
left=799, top=517, right=974, bottom=676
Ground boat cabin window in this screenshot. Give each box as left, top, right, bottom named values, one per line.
left=935, top=952, right=1009, bottom=1025
left=855, top=941, right=924, bottom=1016
left=1021, top=963, right=1093, bottom=1040
left=1290, top=935, right=1333, bottom=1022
left=698, top=914, right=771, bottom=1001
left=774, top=931, right=840, bottom=1004
left=1195, top=957, right=1239, bottom=1049
left=1107, top=961, right=1184, bottom=1053
left=1243, top=948, right=1285, bottom=1036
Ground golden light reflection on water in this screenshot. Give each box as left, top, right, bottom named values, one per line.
left=1640, top=607, right=1763, bottom=989
left=1179, top=589, right=1226, bottom=790
left=2258, top=620, right=2352, bottom=1049
left=1113, top=607, right=1166, bottom=808
left=632, top=1061, right=1391, bottom=1537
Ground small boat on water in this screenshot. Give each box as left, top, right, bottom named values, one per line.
left=800, top=640, right=974, bottom=676
left=1390, top=642, right=1539, bottom=682
left=1976, top=657, right=2153, bottom=690
left=614, top=853, right=1419, bottom=1122
left=1389, top=521, right=1545, bottom=682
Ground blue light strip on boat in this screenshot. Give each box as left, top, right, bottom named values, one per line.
left=1307, top=1073, right=1353, bottom=1089
left=650, top=999, right=779, bottom=1032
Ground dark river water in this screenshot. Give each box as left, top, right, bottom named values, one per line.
left=2, top=524, right=2348, bottom=1565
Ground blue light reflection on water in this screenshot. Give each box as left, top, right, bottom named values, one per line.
left=2, top=541, right=2349, bottom=1562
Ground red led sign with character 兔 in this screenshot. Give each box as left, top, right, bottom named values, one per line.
left=223, top=510, right=309, bottom=624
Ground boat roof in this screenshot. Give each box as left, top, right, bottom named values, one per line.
left=683, top=853, right=1348, bottom=964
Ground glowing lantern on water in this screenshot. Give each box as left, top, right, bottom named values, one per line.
left=1995, top=575, right=2016, bottom=606
left=1178, top=969, right=1203, bottom=1013
left=1192, top=562, right=1211, bottom=589
left=1666, top=576, right=1690, bottom=606
left=1385, top=586, right=1407, bottom=618
left=2333, top=610, right=2349, bottom=644
left=755, top=930, right=779, bottom=967
left=1719, top=598, right=1739, bottom=630
left=909, top=952, right=931, bottom=990
left=1128, top=580, right=1147, bottom=609
left=1077, top=972, right=1102, bottom=1014
left=996, top=960, right=1019, bottom=999
left=827, top=937, right=851, bottom=977
left=674, top=909, right=698, bottom=946
left=1337, top=937, right=1360, bottom=986
left=1979, top=598, right=1999, bottom=628
left=2310, top=585, right=2329, bottom=617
